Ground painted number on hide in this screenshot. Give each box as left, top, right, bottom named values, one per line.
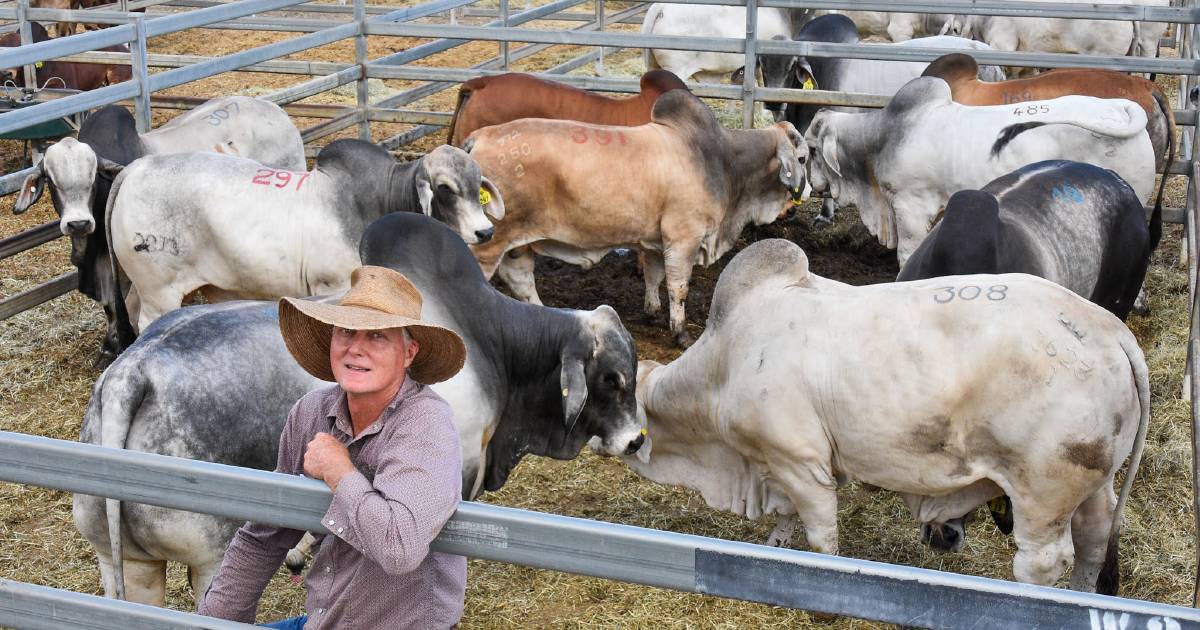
left=132, top=232, right=179, bottom=256
left=1012, top=104, right=1050, bottom=116
left=495, top=129, right=531, bottom=178
left=568, top=126, right=628, bottom=145
left=1001, top=90, right=1033, bottom=105
left=1051, top=183, right=1085, bottom=204
left=205, top=100, right=240, bottom=126
left=251, top=168, right=311, bottom=191
left=933, top=285, right=1008, bottom=304
left=1088, top=610, right=1179, bottom=630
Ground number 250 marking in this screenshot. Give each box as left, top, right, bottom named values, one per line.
left=251, top=168, right=311, bottom=191
left=934, top=285, right=1008, bottom=304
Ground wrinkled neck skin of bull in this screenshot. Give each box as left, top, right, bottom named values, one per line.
left=480, top=307, right=597, bottom=492
left=633, top=350, right=793, bottom=520
left=704, top=129, right=793, bottom=264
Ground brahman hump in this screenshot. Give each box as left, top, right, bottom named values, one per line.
left=12, top=98, right=305, bottom=367
left=899, top=161, right=1158, bottom=321
left=627, top=238, right=1148, bottom=595
left=922, top=53, right=1176, bottom=173
left=805, top=76, right=1155, bottom=265
left=74, top=213, right=643, bottom=605
left=446, top=70, right=689, bottom=146
left=106, top=138, right=502, bottom=335
left=464, top=89, right=806, bottom=346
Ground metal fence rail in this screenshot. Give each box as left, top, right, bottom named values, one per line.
left=0, top=430, right=1198, bottom=630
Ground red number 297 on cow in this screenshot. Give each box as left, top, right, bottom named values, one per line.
left=251, top=168, right=311, bottom=191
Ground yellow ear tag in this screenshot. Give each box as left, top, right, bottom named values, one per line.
left=802, top=77, right=814, bottom=90
left=479, top=188, right=491, bottom=206
left=640, top=428, right=648, bottom=436
left=562, top=388, right=569, bottom=397
left=34, top=61, right=43, bottom=69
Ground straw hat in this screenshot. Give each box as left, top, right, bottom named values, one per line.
left=278, top=266, right=466, bottom=384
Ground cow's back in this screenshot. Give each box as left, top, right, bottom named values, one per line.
left=141, top=96, right=305, bottom=171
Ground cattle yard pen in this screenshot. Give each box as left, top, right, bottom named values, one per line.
left=0, top=0, right=1198, bottom=626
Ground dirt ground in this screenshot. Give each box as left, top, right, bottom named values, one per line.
left=0, top=3, right=1197, bottom=628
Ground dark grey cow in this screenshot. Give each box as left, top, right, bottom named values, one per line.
left=108, top=138, right=502, bottom=339
left=73, top=213, right=644, bottom=605
left=12, top=99, right=305, bottom=366
left=899, top=161, right=1159, bottom=321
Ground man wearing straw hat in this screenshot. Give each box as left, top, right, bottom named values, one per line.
left=198, top=265, right=469, bottom=630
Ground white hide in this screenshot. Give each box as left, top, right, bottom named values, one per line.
left=809, top=80, right=1155, bottom=265
left=817, top=36, right=1004, bottom=98
left=965, top=0, right=1168, bottom=63
left=110, top=154, right=359, bottom=332
left=627, top=246, right=1148, bottom=591
left=642, top=4, right=792, bottom=82
left=139, top=96, right=306, bottom=171
left=816, top=10, right=963, bottom=42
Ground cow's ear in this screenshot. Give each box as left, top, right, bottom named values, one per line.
left=416, top=179, right=433, bottom=216
left=480, top=177, right=505, bottom=220
left=730, top=66, right=744, bottom=84
left=820, top=128, right=841, bottom=178
left=560, top=357, right=588, bottom=437
left=794, top=59, right=816, bottom=90
left=97, top=157, right=124, bottom=175
left=13, top=167, right=45, bottom=214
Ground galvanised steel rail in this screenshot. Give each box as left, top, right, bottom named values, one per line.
left=0, top=430, right=1198, bottom=630
left=0, top=580, right=257, bottom=630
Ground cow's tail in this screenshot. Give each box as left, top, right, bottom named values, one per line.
left=104, top=167, right=136, bottom=353
left=641, top=4, right=665, bottom=71
left=446, top=85, right=471, bottom=146
left=991, top=104, right=1149, bottom=158
left=1096, top=333, right=1150, bottom=596
left=1148, top=87, right=1175, bottom=252
left=97, top=363, right=147, bottom=601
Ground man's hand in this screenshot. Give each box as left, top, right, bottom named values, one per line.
left=304, top=433, right=357, bottom=491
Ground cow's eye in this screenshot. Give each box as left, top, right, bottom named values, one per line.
left=603, top=372, right=622, bottom=389
left=437, top=183, right=454, bottom=195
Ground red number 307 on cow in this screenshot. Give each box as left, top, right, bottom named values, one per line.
left=251, top=168, right=311, bottom=191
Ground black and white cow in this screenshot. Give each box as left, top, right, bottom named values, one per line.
left=73, top=212, right=644, bottom=605
left=899, top=161, right=1159, bottom=321
left=12, top=99, right=305, bottom=366
left=107, top=138, right=502, bottom=337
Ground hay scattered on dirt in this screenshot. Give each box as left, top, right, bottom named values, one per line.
left=0, top=4, right=1197, bottom=628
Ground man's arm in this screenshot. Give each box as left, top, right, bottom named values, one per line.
left=197, top=401, right=311, bottom=622
left=319, top=398, right=461, bottom=576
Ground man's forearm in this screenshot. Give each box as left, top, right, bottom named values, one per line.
left=197, top=523, right=300, bottom=622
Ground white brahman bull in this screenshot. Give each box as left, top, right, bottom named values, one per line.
left=626, top=239, right=1148, bottom=595
left=107, top=139, right=501, bottom=334
left=641, top=4, right=798, bottom=83
left=806, top=77, right=1155, bottom=265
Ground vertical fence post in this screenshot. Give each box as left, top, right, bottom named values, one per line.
left=596, top=0, right=605, bottom=74
left=741, top=0, right=758, bottom=129
left=501, top=0, right=509, bottom=70
left=355, top=0, right=369, bottom=140
left=131, top=16, right=151, bottom=133
left=17, top=0, right=36, bottom=94
left=1191, top=161, right=1200, bottom=608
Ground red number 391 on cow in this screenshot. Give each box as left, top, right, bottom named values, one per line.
left=251, top=168, right=311, bottom=191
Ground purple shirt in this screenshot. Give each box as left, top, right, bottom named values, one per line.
left=198, top=378, right=466, bottom=629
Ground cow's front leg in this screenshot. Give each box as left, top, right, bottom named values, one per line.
left=662, top=243, right=699, bottom=347
left=495, top=247, right=542, bottom=304
left=774, top=465, right=839, bottom=554
left=641, top=250, right=666, bottom=316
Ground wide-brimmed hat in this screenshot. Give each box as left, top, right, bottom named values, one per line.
left=279, top=266, right=466, bottom=384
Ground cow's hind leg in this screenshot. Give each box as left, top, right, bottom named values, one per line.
left=641, top=250, right=666, bottom=317
left=98, top=554, right=166, bottom=606
left=1069, top=485, right=1118, bottom=593
left=495, top=248, right=542, bottom=304
left=134, top=285, right=189, bottom=332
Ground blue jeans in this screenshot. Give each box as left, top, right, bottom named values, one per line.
left=261, top=616, right=307, bottom=630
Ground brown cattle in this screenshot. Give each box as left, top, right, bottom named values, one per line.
left=446, top=69, right=689, bottom=146
left=923, top=53, right=1175, bottom=172
left=464, top=90, right=807, bottom=346
left=0, top=22, right=131, bottom=90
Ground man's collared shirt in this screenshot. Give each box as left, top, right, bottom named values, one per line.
left=198, top=378, right=466, bottom=629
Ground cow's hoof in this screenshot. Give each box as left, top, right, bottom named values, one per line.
left=811, top=214, right=833, bottom=229
left=1131, top=302, right=1151, bottom=317
left=674, top=330, right=693, bottom=348
left=920, top=522, right=964, bottom=553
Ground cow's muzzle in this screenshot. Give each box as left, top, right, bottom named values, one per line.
left=920, top=520, right=966, bottom=553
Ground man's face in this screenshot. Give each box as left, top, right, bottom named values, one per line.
left=329, top=327, right=419, bottom=397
